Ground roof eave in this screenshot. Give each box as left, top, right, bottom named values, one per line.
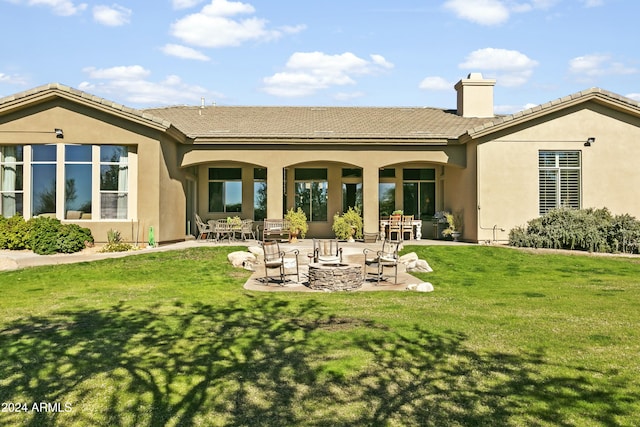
left=0, top=83, right=189, bottom=142
left=466, top=88, right=640, bottom=140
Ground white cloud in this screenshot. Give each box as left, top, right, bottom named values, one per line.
left=568, top=54, right=637, bottom=78
left=93, top=4, right=131, bottom=26
left=82, top=65, right=150, bottom=80
left=9, top=0, right=87, bottom=16
left=262, top=52, right=394, bottom=98
left=626, top=93, right=640, bottom=102
left=459, top=48, right=538, bottom=87
left=418, top=76, right=453, bottom=91
left=0, top=72, right=28, bottom=86
left=370, top=54, right=394, bottom=70
left=161, top=44, right=210, bottom=61
left=582, top=0, right=604, bottom=7
left=172, top=0, right=205, bottom=9
left=443, top=0, right=566, bottom=25
left=443, top=0, right=510, bottom=25
left=170, top=0, right=304, bottom=48
left=80, top=65, right=223, bottom=106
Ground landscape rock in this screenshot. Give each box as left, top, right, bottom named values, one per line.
left=247, top=246, right=264, bottom=261
left=406, top=259, right=433, bottom=273
left=228, top=251, right=256, bottom=268
left=398, top=252, right=419, bottom=265
left=407, top=282, right=434, bottom=292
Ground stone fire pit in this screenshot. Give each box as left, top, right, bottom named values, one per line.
left=308, top=262, right=362, bottom=291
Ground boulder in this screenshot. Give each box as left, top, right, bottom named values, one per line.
left=408, top=282, right=434, bottom=292
left=416, top=282, right=434, bottom=292
left=406, top=259, right=433, bottom=273
left=228, top=251, right=256, bottom=268
left=398, top=252, right=419, bottom=265
left=247, top=246, right=264, bottom=261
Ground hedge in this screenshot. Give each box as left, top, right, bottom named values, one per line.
left=509, top=207, right=640, bottom=254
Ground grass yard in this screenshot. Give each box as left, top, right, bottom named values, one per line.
left=0, top=245, right=639, bottom=426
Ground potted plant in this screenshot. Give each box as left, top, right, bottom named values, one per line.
left=226, top=216, right=242, bottom=228
left=284, top=207, right=308, bottom=242
left=332, top=207, right=363, bottom=242
left=442, top=211, right=463, bottom=241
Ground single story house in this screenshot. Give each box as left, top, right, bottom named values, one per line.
left=1, top=73, right=639, bottom=244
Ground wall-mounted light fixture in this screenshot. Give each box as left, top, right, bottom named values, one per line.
left=584, top=137, right=595, bottom=147
left=55, top=128, right=64, bottom=139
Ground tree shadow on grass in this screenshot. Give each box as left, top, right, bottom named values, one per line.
left=0, top=297, right=636, bottom=426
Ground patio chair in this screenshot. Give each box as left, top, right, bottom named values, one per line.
left=261, top=240, right=300, bottom=284
left=239, top=219, right=256, bottom=240
left=363, top=239, right=402, bottom=284
left=402, top=215, right=414, bottom=240
left=195, top=214, right=213, bottom=241
left=313, top=239, right=343, bottom=264
left=388, top=215, right=402, bottom=241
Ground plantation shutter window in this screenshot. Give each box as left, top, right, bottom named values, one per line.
left=538, top=151, right=581, bottom=215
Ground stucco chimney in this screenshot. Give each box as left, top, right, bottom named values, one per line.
left=454, top=73, right=496, bottom=118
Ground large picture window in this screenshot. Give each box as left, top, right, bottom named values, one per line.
left=100, top=146, right=129, bottom=219
left=65, top=145, right=92, bottom=219
left=209, top=168, right=242, bottom=213
left=539, top=151, right=581, bottom=215
left=0, top=145, right=24, bottom=217
left=1, top=144, right=131, bottom=220
left=294, top=168, right=327, bottom=221
left=32, top=145, right=57, bottom=216
left=403, top=168, right=436, bottom=219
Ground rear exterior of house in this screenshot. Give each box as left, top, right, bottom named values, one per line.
left=1, top=75, right=640, bottom=244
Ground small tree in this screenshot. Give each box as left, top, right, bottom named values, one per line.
left=284, top=207, right=308, bottom=240
left=332, top=207, right=363, bottom=241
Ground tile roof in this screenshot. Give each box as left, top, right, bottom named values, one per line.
left=143, top=105, right=493, bottom=140
left=4, top=84, right=639, bottom=143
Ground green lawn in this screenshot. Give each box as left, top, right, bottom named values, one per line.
left=0, top=246, right=639, bottom=426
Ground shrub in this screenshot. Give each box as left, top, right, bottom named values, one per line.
left=28, top=216, right=63, bottom=255
left=0, top=214, right=31, bottom=250
left=57, top=224, right=94, bottom=254
left=609, top=214, right=640, bottom=254
left=509, top=207, right=640, bottom=254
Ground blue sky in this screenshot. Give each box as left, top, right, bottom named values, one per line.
left=1, top=0, right=638, bottom=113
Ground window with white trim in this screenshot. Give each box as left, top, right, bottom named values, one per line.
left=100, top=146, right=129, bottom=219
left=0, top=145, right=24, bottom=217
left=539, top=151, right=581, bottom=215
left=208, top=168, right=242, bottom=213
left=65, top=145, right=92, bottom=219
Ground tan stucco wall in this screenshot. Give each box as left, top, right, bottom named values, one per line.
left=0, top=99, right=186, bottom=244
left=475, top=102, right=640, bottom=243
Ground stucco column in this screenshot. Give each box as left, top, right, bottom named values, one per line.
left=362, top=166, right=379, bottom=234
left=266, top=166, right=284, bottom=219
